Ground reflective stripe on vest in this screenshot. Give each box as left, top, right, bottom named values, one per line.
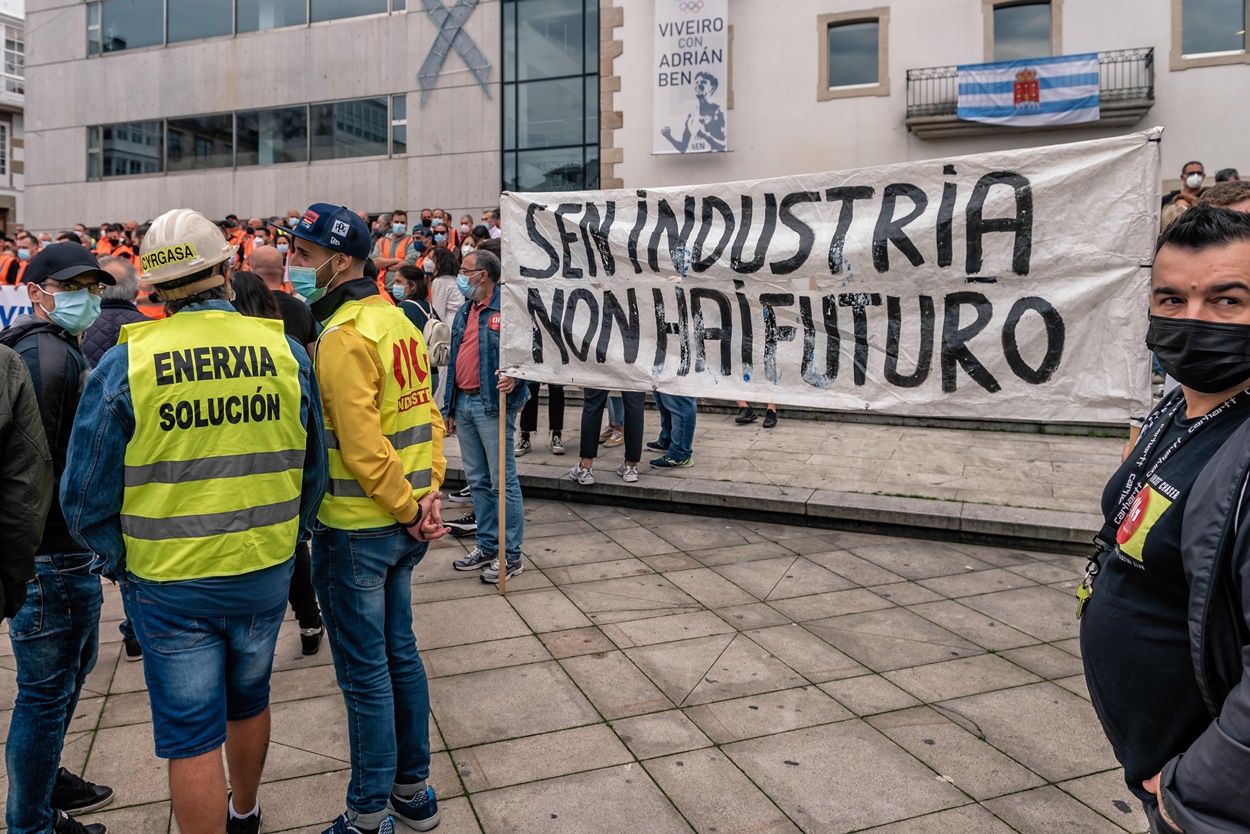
left=315, top=299, right=434, bottom=530
left=119, top=311, right=307, bottom=581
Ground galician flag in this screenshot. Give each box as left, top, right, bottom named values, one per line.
left=957, top=53, right=1100, bottom=127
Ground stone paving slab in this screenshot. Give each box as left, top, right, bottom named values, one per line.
left=446, top=410, right=1118, bottom=549
left=0, top=499, right=1147, bottom=833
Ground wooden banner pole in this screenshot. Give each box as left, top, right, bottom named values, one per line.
left=498, top=386, right=508, bottom=595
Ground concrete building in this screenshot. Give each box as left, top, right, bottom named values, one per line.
left=21, top=0, right=1248, bottom=230
left=0, top=0, right=23, bottom=233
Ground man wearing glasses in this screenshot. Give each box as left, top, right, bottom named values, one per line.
left=442, top=249, right=528, bottom=582
left=0, top=243, right=116, bottom=834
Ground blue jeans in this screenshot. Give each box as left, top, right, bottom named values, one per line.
left=121, top=582, right=286, bottom=759
left=455, top=391, right=524, bottom=562
left=654, top=393, right=697, bottom=461
left=6, top=552, right=101, bottom=834
left=607, top=394, right=624, bottom=426
left=311, top=525, right=432, bottom=816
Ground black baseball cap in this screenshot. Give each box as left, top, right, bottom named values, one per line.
left=287, top=203, right=372, bottom=259
left=25, top=242, right=114, bottom=285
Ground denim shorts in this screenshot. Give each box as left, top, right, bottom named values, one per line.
left=121, top=583, right=286, bottom=759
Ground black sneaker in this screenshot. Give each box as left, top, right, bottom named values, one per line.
left=447, top=485, right=473, bottom=503
left=735, top=406, right=757, bottom=424
left=300, top=625, right=324, bottom=656
left=52, top=809, right=106, bottom=834
left=51, top=768, right=114, bottom=815
left=762, top=409, right=778, bottom=429
left=123, top=638, right=143, bottom=662
left=446, top=513, right=477, bottom=538
left=226, top=794, right=262, bottom=834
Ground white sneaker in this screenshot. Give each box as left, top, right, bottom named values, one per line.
left=551, top=433, right=565, bottom=455
left=616, top=461, right=639, bottom=483
left=570, top=464, right=595, bottom=485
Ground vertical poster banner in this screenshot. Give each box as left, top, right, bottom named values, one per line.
left=500, top=130, right=1163, bottom=425
left=654, top=0, right=729, bottom=155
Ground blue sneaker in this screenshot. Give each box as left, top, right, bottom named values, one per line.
left=452, top=547, right=494, bottom=571
left=388, top=786, right=440, bottom=831
left=650, top=455, right=692, bottom=468
left=481, top=558, right=523, bottom=583
left=321, top=814, right=396, bottom=834
left=646, top=440, right=670, bottom=452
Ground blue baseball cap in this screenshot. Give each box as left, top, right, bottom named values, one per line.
left=287, top=203, right=371, bottom=259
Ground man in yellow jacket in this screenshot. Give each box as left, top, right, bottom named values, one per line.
left=286, top=204, right=448, bottom=834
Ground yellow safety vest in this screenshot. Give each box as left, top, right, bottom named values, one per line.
left=119, top=310, right=307, bottom=581
left=316, top=298, right=435, bottom=530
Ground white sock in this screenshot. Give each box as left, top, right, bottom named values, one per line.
left=393, top=780, right=426, bottom=800
left=229, top=797, right=259, bottom=819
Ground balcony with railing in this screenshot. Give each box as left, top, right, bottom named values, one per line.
left=905, top=47, right=1154, bottom=139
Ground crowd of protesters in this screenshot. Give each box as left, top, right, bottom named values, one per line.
left=0, top=194, right=792, bottom=834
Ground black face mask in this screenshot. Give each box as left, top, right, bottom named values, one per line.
left=421, top=218, right=432, bottom=227
left=1147, top=315, right=1250, bottom=394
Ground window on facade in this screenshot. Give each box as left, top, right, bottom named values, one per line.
left=310, top=98, right=389, bottom=161
left=100, top=120, right=163, bottom=178
left=168, top=0, right=233, bottom=43
left=88, top=127, right=101, bottom=178
left=167, top=115, right=233, bottom=171
left=502, top=0, right=599, bottom=193
left=237, top=105, right=308, bottom=166
left=2, top=28, right=23, bottom=95
left=391, top=94, right=407, bottom=156
left=993, top=1, right=1052, bottom=61
left=826, top=20, right=880, bottom=87
left=100, top=0, right=164, bottom=52
left=0, top=124, right=9, bottom=178
left=1182, top=0, right=1247, bottom=56
left=237, top=0, right=308, bottom=33
left=310, top=0, right=388, bottom=24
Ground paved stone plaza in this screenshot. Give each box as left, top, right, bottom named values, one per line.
left=1, top=499, right=1145, bottom=834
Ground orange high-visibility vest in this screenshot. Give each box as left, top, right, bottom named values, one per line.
left=376, top=235, right=412, bottom=300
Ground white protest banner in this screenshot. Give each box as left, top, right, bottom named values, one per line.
left=0, top=284, right=32, bottom=328
left=501, top=129, right=1161, bottom=424
left=653, top=0, right=728, bottom=155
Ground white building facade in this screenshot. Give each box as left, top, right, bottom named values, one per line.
left=0, top=0, right=23, bottom=233
left=603, top=0, right=1248, bottom=193
left=21, top=0, right=1250, bottom=230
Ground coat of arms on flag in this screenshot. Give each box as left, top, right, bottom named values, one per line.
left=957, top=53, right=1100, bottom=127
left=1013, top=69, right=1040, bottom=109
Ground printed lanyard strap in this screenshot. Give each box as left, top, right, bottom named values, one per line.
left=1099, top=388, right=1250, bottom=545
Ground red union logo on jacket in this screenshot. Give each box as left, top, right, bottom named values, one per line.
left=1013, top=68, right=1040, bottom=109
left=489, top=313, right=501, bottom=331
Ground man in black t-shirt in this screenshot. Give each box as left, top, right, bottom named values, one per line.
left=249, top=243, right=318, bottom=351
left=1082, top=207, right=1250, bottom=834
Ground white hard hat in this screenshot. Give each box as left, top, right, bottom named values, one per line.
left=139, top=208, right=237, bottom=298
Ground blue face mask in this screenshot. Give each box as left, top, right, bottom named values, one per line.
left=412, top=239, right=426, bottom=253
left=17, top=248, right=30, bottom=261
left=433, top=233, right=446, bottom=244
left=276, top=243, right=289, bottom=255
left=288, top=255, right=335, bottom=305
left=393, top=285, right=407, bottom=301
left=456, top=274, right=474, bottom=299
left=44, top=287, right=101, bottom=336
left=393, top=223, right=406, bottom=236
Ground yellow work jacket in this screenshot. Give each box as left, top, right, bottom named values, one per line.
left=315, top=294, right=445, bottom=530
left=119, top=310, right=306, bottom=581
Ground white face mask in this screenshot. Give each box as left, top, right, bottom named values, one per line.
left=1185, top=173, right=1205, bottom=189
left=461, top=243, right=474, bottom=257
